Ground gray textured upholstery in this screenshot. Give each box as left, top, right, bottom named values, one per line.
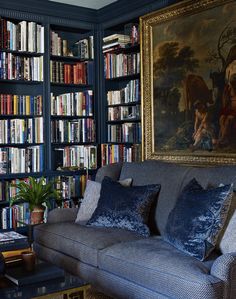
left=34, top=243, right=171, bottom=299
left=34, top=222, right=142, bottom=267
left=47, top=207, right=79, bottom=223
left=95, top=162, right=123, bottom=183
left=34, top=160, right=236, bottom=299
left=98, top=237, right=223, bottom=299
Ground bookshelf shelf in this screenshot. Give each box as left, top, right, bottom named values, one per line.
left=51, top=115, right=94, bottom=119
left=50, top=55, right=93, bottom=62
left=107, top=101, right=141, bottom=107
left=0, top=80, right=43, bottom=84
left=51, top=83, right=93, bottom=88
left=0, top=143, right=44, bottom=147
left=0, top=115, right=42, bottom=119
left=103, top=43, right=140, bottom=54
left=105, top=73, right=140, bottom=82
left=51, top=142, right=96, bottom=146
left=0, top=49, right=43, bottom=56
left=107, top=119, right=141, bottom=124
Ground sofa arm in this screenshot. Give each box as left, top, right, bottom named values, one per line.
left=211, top=252, right=236, bottom=298
left=47, top=208, right=79, bottom=224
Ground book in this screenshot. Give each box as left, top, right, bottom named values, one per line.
left=2, top=247, right=31, bottom=259
left=0, top=231, right=29, bottom=251
left=5, top=261, right=65, bottom=286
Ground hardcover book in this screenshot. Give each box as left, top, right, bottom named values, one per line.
left=5, top=262, right=65, bottom=286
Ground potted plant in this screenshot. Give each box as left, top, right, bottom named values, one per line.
left=10, top=177, right=62, bottom=224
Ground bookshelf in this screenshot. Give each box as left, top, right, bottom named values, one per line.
left=49, top=24, right=97, bottom=207
left=101, top=21, right=142, bottom=165
left=0, top=12, right=98, bottom=230
left=0, top=16, right=45, bottom=230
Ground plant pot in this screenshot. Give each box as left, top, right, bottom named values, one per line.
left=30, top=205, right=45, bottom=224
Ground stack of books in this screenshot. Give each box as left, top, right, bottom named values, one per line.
left=0, top=231, right=30, bottom=264
left=102, top=34, right=131, bottom=53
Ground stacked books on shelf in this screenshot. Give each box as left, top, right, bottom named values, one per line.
left=51, top=119, right=95, bottom=143
left=51, top=91, right=93, bottom=116
left=103, top=34, right=130, bottom=52
left=53, top=145, right=97, bottom=170
left=0, top=145, right=43, bottom=174
left=0, top=53, right=44, bottom=81
left=50, top=60, right=94, bottom=85
left=0, top=94, right=42, bottom=115
left=101, top=143, right=141, bottom=165
left=108, top=123, right=141, bottom=143
left=0, top=18, right=44, bottom=53
left=107, top=79, right=139, bottom=105
left=51, top=30, right=71, bottom=57
left=75, top=36, right=94, bottom=59
left=1, top=202, right=30, bottom=230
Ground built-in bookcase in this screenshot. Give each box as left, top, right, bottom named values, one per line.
left=101, top=20, right=142, bottom=165
left=0, top=16, right=45, bottom=230
left=0, top=14, right=98, bottom=230
left=49, top=24, right=97, bottom=207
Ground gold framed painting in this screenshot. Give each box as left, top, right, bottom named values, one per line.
left=140, top=0, right=236, bottom=165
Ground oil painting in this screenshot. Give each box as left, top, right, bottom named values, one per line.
left=141, top=0, right=236, bottom=164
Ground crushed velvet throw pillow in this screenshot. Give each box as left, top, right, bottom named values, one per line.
left=75, top=178, right=133, bottom=225
left=86, top=176, right=161, bottom=236
left=164, top=178, right=233, bottom=261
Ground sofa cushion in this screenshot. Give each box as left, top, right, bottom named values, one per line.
left=164, top=179, right=233, bottom=261
left=75, top=178, right=132, bottom=225
left=98, top=237, right=224, bottom=299
left=87, top=176, right=161, bottom=236
left=34, top=222, right=143, bottom=267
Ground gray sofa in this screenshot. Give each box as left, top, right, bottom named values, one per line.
left=33, top=160, right=236, bottom=299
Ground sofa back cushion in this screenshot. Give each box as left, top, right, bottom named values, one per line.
left=119, top=160, right=236, bottom=236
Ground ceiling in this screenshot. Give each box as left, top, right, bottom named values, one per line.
left=48, top=0, right=118, bottom=10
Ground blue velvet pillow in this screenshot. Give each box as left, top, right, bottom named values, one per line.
left=164, top=178, right=233, bottom=261
left=86, top=176, right=161, bottom=236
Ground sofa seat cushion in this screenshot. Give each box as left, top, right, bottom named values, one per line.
left=98, top=237, right=224, bottom=299
left=34, top=222, right=143, bottom=267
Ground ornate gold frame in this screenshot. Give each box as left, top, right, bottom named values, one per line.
left=140, top=0, right=236, bottom=165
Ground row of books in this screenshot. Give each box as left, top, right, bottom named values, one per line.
left=108, top=105, right=140, bottom=121
left=0, top=145, right=43, bottom=174
left=50, top=60, right=93, bottom=85
left=101, top=143, right=141, bottom=165
left=51, top=119, right=95, bottom=143
left=0, top=178, right=30, bottom=202
left=1, top=203, right=30, bottom=230
left=0, top=117, right=43, bottom=144
left=54, top=145, right=97, bottom=170
left=108, top=123, right=141, bottom=143
left=55, top=174, right=89, bottom=200
left=0, top=53, right=44, bottom=81
left=0, top=18, right=44, bottom=53
left=51, top=30, right=71, bottom=57
left=0, top=94, right=43, bottom=116
left=107, top=79, right=140, bottom=105
left=76, top=36, right=94, bottom=60
left=104, top=52, right=140, bottom=79
left=51, top=90, right=93, bottom=116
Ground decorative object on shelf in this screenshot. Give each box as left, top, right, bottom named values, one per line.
left=141, top=0, right=236, bottom=165
left=21, top=250, right=36, bottom=272
left=10, top=177, right=62, bottom=224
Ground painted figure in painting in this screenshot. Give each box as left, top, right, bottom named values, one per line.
left=191, top=101, right=215, bottom=151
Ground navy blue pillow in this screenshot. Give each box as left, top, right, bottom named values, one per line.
left=164, top=178, right=233, bottom=261
left=87, top=176, right=161, bottom=236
